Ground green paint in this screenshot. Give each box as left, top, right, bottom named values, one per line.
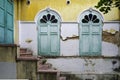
left=37, top=10, right=60, bottom=56
left=0, top=0, right=14, bottom=44
left=79, top=10, right=103, bottom=56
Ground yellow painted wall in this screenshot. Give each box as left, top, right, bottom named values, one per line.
left=14, top=0, right=19, bottom=44
left=17, top=0, right=120, bottom=21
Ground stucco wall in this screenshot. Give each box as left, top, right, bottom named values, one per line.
left=47, top=58, right=120, bottom=74
left=19, top=22, right=38, bottom=55
left=19, top=21, right=120, bottom=56
left=16, top=0, right=120, bottom=21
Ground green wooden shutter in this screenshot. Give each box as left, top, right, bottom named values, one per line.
left=79, top=12, right=102, bottom=56
left=0, top=0, right=5, bottom=43
left=6, top=0, right=13, bottom=43
left=80, top=24, right=90, bottom=55
left=38, top=13, right=60, bottom=56
left=39, top=24, right=49, bottom=55
left=49, top=24, right=60, bottom=55
left=0, top=0, right=13, bottom=44
left=90, top=24, right=101, bottom=55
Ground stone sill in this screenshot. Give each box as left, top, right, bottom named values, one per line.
left=0, top=44, right=20, bottom=47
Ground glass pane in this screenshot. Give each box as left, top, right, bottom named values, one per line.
left=93, top=19, right=99, bottom=23
left=40, top=14, right=58, bottom=23
left=89, top=14, right=92, bottom=20
left=51, top=19, right=58, bottom=23
left=47, top=14, right=51, bottom=20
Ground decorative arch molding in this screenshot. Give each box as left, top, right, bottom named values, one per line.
left=34, top=8, right=62, bottom=23
left=77, top=8, right=104, bottom=23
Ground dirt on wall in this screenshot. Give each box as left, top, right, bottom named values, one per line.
left=102, top=31, right=120, bottom=46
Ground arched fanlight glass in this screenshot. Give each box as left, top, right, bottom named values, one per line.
left=40, top=14, right=58, bottom=23
left=82, top=14, right=99, bottom=23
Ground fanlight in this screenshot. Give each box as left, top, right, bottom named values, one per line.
left=40, top=14, right=58, bottom=23
left=82, top=14, right=99, bottom=23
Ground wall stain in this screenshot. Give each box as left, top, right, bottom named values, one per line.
left=102, top=31, right=120, bottom=46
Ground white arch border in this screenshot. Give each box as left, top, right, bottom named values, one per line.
left=77, top=8, right=104, bottom=22
left=34, top=7, right=62, bottom=24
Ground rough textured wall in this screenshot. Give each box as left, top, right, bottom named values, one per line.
left=0, top=46, right=16, bottom=62
left=18, top=0, right=119, bottom=21
left=102, top=31, right=120, bottom=46
left=39, top=73, right=57, bottom=80
left=17, top=61, right=37, bottom=80
left=19, top=22, right=119, bottom=56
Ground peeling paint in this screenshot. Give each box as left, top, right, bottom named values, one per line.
left=104, top=29, right=118, bottom=34
left=60, top=31, right=120, bottom=47
left=102, top=31, right=120, bottom=46
left=60, top=35, right=79, bottom=41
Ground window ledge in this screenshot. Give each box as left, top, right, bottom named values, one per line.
left=0, top=44, right=20, bottom=47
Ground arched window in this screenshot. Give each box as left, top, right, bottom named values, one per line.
left=37, top=8, right=61, bottom=56
left=78, top=8, right=103, bottom=56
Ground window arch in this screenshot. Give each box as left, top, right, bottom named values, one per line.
left=78, top=8, right=103, bottom=56
left=36, top=8, right=61, bottom=56
left=82, top=14, right=99, bottom=23
left=40, top=14, right=58, bottom=23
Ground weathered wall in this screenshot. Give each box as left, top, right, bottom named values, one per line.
left=38, top=73, right=57, bottom=80
left=47, top=58, right=120, bottom=74
left=0, top=46, right=16, bottom=62
left=17, top=61, right=37, bottom=80
left=19, top=21, right=120, bottom=56
left=16, top=0, right=120, bottom=78
left=17, top=0, right=119, bottom=21
left=0, top=46, right=17, bottom=79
